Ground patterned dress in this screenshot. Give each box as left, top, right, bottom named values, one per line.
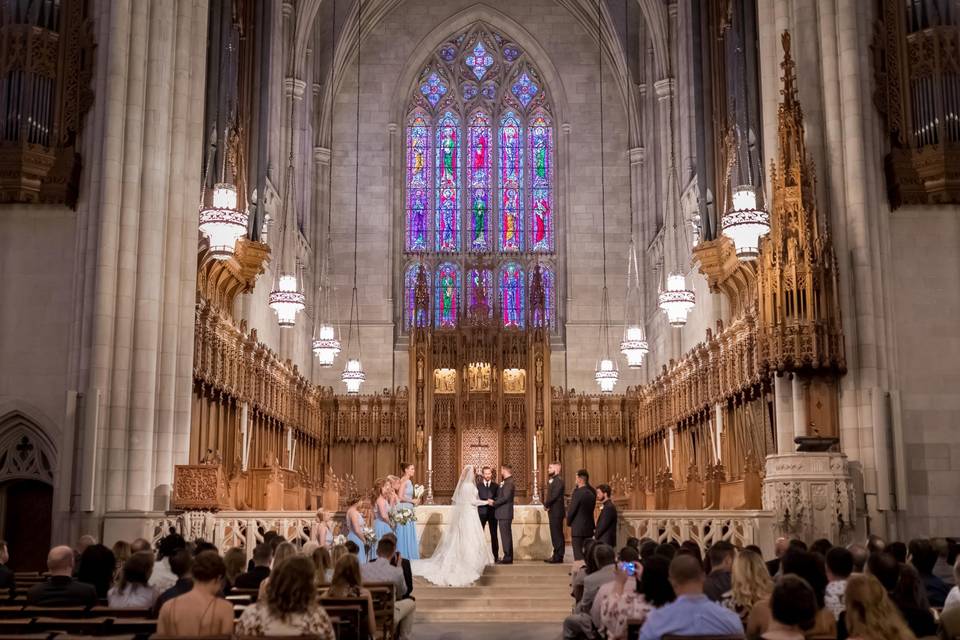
left=346, top=510, right=368, bottom=565
left=395, top=480, right=420, bottom=560
left=235, top=601, right=334, bottom=638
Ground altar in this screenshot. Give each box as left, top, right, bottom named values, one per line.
left=414, top=504, right=554, bottom=561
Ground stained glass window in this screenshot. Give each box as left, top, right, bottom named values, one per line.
left=500, top=263, right=525, bottom=328
left=401, top=25, right=559, bottom=334
left=467, top=112, right=491, bottom=251
left=528, top=113, right=553, bottom=252
left=404, top=263, right=430, bottom=328
left=406, top=113, right=430, bottom=252
left=499, top=111, right=523, bottom=252
left=434, top=262, right=460, bottom=327
left=435, top=112, right=460, bottom=252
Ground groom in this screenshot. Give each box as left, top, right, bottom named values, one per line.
left=489, top=464, right=515, bottom=564
left=476, top=466, right=499, bottom=560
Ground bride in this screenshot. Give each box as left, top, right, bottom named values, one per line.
left=411, top=464, right=494, bottom=587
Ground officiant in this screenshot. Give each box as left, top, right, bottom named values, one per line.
left=476, top=466, right=499, bottom=559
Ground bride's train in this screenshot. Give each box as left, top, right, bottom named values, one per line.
left=411, top=464, right=494, bottom=587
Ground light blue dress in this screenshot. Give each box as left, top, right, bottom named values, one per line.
left=346, top=510, right=367, bottom=565
left=395, top=481, right=420, bottom=560
left=373, top=498, right=395, bottom=560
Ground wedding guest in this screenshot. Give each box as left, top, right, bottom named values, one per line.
left=233, top=543, right=272, bottom=590
left=825, top=546, right=854, bottom=619
left=544, top=462, right=565, bottom=563
left=112, top=540, right=132, bottom=583
left=562, top=543, right=616, bottom=639
left=258, top=541, right=297, bottom=600
left=567, top=469, right=596, bottom=562
left=29, top=546, right=97, bottom=607
left=767, top=536, right=789, bottom=576
left=396, top=461, right=421, bottom=560
left=151, top=532, right=186, bottom=591
left=867, top=534, right=886, bottom=556
left=654, top=543, right=676, bottom=561
left=909, top=537, right=951, bottom=607
left=76, top=543, right=116, bottom=598
left=703, top=540, right=734, bottom=601
left=571, top=539, right=599, bottom=603
left=362, top=536, right=416, bottom=640
left=810, top=538, right=833, bottom=557
left=329, top=544, right=348, bottom=581
left=600, top=554, right=675, bottom=640
left=637, top=555, right=743, bottom=640
left=0, top=541, right=14, bottom=601
left=639, top=540, right=658, bottom=561
left=944, top=557, right=960, bottom=613
left=152, top=548, right=193, bottom=616
left=721, top=547, right=772, bottom=625
left=594, top=484, right=617, bottom=548
left=848, top=542, right=868, bottom=573
left=380, top=533, right=413, bottom=598
left=888, top=541, right=908, bottom=563
left=222, top=546, right=246, bottom=592
left=75, top=534, right=96, bottom=567
left=236, top=555, right=334, bottom=638
left=932, top=538, right=955, bottom=586
left=322, top=554, right=376, bottom=639
left=130, top=538, right=152, bottom=553
left=312, top=508, right=335, bottom=547
left=845, top=573, right=916, bottom=640
left=591, top=546, right=640, bottom=631
left=345, top=540, right=362, bottom=557
left=108, top=551, right=158, bottom=609
left=749, top=550, right=836, bottom=638
left=345, top=494, right=369, bottom=565
left=941, top=602, right=960, bottom=639
left=311, top=545, right=332, bottom=585
left=891, top=563, right=937, bottom=637
left=156, top=551, right=233, bottom=637
left=762, top=575, right=818, bottom=640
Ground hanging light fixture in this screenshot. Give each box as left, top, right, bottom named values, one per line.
left=721, top=184, right=770, bottom=260
left=199, top=181, right=248, bottom=259
left=341, top=0, right=366, bottom=394
left=620, top=241, right=649, bottom=367
left=312, top=2, right=342, bottom=367
left=593, top=0, right=618, bottom=394
left=657, top=13, right=695, bottom=328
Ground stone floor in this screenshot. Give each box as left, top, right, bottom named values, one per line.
left=413, top=622, right=562, bottom=640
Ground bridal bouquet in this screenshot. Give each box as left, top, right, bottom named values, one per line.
left=391, top=506, right=416, bottom=526
left=362, top=526, right=377, bottom=545
left=413, top=484, right=425, bottom=499
left=333, top=534, right=347, bottom=546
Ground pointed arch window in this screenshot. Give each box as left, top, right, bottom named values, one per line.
left=400, top=23, right=559, bottom=334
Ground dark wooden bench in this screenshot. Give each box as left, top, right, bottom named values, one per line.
left=319, top=601, right=366, bottom=640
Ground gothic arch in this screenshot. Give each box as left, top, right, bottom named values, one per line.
left=0, top=411, right=57, bottom=485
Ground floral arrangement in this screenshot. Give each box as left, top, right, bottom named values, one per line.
left=413, top=484, right=425, bottom=500
left=391, top=506, right=416, bottom=526
left=362, top=526, right=377, bottom=545
left=333, top=534, right=347, bottom=546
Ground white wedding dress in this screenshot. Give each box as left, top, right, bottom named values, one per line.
left=411, top=464, right=494, bottom=587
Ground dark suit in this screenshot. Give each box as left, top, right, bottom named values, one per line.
left=27, top=576, right=97, bottom=608
left=543, top=475, right=566, bottom=561
left=566, top=483, right=596, bottom=561
left=594, top=500, right=618, bottom=548
left=233, top=565, right=270, bottom=590
left=492, top=476, right=515, bottom=563
left=477, top=479, right=500, bottom=559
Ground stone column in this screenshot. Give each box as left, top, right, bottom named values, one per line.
left=654, top=78, right=683, bottom=361
left=311, top=145, right=331, bottom=383
left=775, top=375, right=795, bottom=454
left=792, top=375, right=809, bottom=442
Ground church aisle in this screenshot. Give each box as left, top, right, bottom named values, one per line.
left=414, top=561, right=573, bottom=623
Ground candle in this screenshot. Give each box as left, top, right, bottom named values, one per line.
left=428, top=435, right=433, bottom=471
left=532, top=430, right=538, bottom=471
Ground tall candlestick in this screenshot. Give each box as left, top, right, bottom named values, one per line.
left=532, top=430, right=538, bottom=471
left=427, top=435, right=433, bottom=470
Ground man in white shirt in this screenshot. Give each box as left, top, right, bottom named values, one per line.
left=361, top=537, right=415, bottom=640
left=825, top=546, right=853, bottom=619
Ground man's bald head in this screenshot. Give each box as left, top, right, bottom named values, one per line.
left=47, top=545, right=75, bottom=575
left=669, top=554, right=705, bottom=595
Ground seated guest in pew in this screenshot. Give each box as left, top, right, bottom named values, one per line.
left=256, top=541, right=297, bottom=601
left=222, top=547, right=246, bottom=594
left=361, top=536, right=416, bottom=640
left=844, top=573, right=917, bottom=640
left=378, top=533, right=413, bottom=599
left=591, top=546, right=641, bottom=632
left=152, top=548, right=193, bottom=617
left=748, top=550, right=836, bottom=639
left=157, top=550, right=234, bottom=638
left=0, top=541, right=16, bottom=601
left=76, top=543, right=116, bottom=599
left=236, top=555, right=334, bottom=638
left=322, top=554, right=376, bottom=639
left=600, top=554, right=675, bottom=640
left=27, top=545, right=98, bottom=608
left=108, top=551, right=158, bottom=609
left=704, top=541, right=735, bottom=602
left=233, top=543, right=272, bottom=590
left=111, top=540, right=131, bottom=584
left=761, top=575, right=818, bottom=640
left=310, top=545, right=332, bottom=586
left=637, top=555, right=744, bottom=640
left=151, top=532, right=187, bottom=592
left=562, top=543, right=616, bottom=639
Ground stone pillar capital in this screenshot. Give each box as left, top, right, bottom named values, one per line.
left=654, top=78, right=675, bottom=100
left=560, top=122, right=572, bottom=135
left=313, top=82, right=323, bottom=97
left=630, top=147, right=645, bottom=165
left=284, top=77, right=307, bottom=100
left=314, top=147, right=332, bottom=164
left=282, top=0, right=294, bottom=18
left=387, top=122, right=399, bottom=134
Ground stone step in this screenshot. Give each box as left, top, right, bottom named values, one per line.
left=483, top=563, right=573, bottom=576
left=415, top=586, right=570, bottom=598
left=416, top=596, right=572, bottom=611
left=415, top=609, right=569, bottom=623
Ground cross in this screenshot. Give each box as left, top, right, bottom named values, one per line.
left=469, top=435, right=489, bottom=467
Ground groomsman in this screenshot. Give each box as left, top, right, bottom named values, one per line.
left=543, top=461, right=565, bottom=563
left=566, top=469, right=596, bottom=561
left=476, top=466, right=499, bottom=560
left=594, top=484, right=617, bottom=548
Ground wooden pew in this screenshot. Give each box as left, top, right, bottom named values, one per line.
left=318, top=600, right=366, bottom=640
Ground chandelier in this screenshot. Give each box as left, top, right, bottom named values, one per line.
left=341, top=0, right=366, bottom=394
left=269, top=269, right=306, bottom=327
left=722, top=184, right=770, bottom=260
left=620, top=244, right=648, bottom=368
left=592, top=0, right=618, bottom=394
left=199, top=182, right=247, bottom=259
left=658, top=273, right=696, bottom=327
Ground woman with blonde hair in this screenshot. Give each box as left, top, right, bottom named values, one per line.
left=257, top=541, right=298, bottom=600
left=112, top=540, right=132, bottom=583
left=311, top=545, right=332, bottom=585
left=372, top=478, right=396, bottom=559
left=236, top=555, right=334, bottom=638
left=345, top=494, right=368, bottom=565
left=723, top=548, right=774, bottom=624
left=312, top=508, right=335, bottom=547
left=222, top=547, right=246, bottom=592
left=845, top=573, right=916, bottom=640
left=322, top=554, right=376, bottom=638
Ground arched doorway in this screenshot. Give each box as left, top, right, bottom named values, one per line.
left=0, top=413, right=57, bottom=572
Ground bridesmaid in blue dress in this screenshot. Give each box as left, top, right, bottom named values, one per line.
left=372, top=479, right=395, bottom=561
left=395, top=462, right=420, bottom=560
left=312, top=508, right=335, bottom=547
left=345, top=496, right=368, bottom=565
